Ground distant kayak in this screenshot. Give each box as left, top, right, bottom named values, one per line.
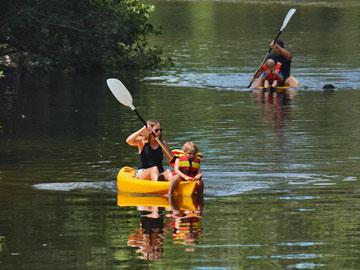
left=252, top=76, right=300, bottom=91
left=117, top=166, right=199, bottom=196
left=256, top=84, right=300, bottom=92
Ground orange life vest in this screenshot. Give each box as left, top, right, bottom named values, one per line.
left=170, top=149, right=202, bottom=168
left=261, top=61, right=282, bottom=73
left=261, top=62, right=284, bottom=83
left=178, top=156, right=200, bottom=178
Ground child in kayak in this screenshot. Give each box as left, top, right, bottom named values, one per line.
left=261, top=58, right=284, bottom=94
left=168, top=142, right=203, bottom=197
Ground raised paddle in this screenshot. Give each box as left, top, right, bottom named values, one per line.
left=247, top=8, right=296, bottom=88
left=106, top=78, right=173, bottom=161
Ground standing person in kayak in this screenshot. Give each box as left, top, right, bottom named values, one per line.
left=253, top=40, right=299, bottom=88
left=126, top=120, right=173, bottom=181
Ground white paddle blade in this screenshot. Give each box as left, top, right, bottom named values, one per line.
left=106, top=78, right=135, bottom=110
left=280, top=8, right=296, bottom=32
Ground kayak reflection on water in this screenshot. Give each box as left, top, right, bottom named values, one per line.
left=168, top=196, right=204, bottom=252
left=127, top=206, right=165, bottom=260
left=122, top=194, right=204, bottom=260
left=253, top=88, right=295, bottom=128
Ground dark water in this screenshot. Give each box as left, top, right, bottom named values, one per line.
left=1, top=1, right=360, bottom=269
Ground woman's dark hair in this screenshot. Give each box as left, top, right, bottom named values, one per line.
left=276, top=40, right=285, bottom=48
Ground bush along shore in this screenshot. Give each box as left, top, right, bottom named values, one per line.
left=0, top=0, right=171, bottom=76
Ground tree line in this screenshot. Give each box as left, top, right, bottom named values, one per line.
left=0, top=0, right=167, bottom=76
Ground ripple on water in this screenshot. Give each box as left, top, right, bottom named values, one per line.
left=286, top=262, right=325, bottom=269
left=195, top=266, right=232, bottom=270
left=277, top=242, right=325, bottom=247
left=204, top=170, right=339, bottom=196
left=144, top=67, right=360, bottom=91
left=279, top=195, right=320, bottom=201
left=145, top=71, right=256, bottom=90
left=342, top=176, right=357, bottom=182
left=197, top=243, right=263, bottom=249
left=248, top=253, right=320, bottom=260
left=33, top=181, right=116, bottom=192
left=206, top=181, right=271, bottom=197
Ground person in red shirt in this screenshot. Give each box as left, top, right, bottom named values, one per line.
left=261, top=58, right=284, bottom=94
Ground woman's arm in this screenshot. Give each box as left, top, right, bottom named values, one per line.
left=270, top=41, right=292, bottom=61
left=126, top=126, right=147, bottom=149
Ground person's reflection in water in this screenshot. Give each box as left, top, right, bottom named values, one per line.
left=168, top=196, right=203, bottom=252
left=127, top=206, right=165, bottom=260
left=0, top=60, right=19, bottom=136
left=0, top=235, right=5, bottom=252
left=253, top=89, right=293, bottom=129
left=1, top=55, right=17, bottom=76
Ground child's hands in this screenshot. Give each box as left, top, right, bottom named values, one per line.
left=193, top=175, right=202, bottom=181
left=185, top=176, right=194, bottom=181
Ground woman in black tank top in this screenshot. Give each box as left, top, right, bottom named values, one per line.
left=126, top=120, right=172, bottom=181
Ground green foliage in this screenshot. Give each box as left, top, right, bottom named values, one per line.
left=0, top=0, right=167, bottom=74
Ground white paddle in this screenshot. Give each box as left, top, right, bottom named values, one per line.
left=106, top=78, right=173, bottom=161
left=106, top=78, right=135, bottom=110
left=247, top=8, right=296, bottom=88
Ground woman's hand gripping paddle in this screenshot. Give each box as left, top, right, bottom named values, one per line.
left=247, top=8, right=296, bottom=88
left=106, top=78, right=174, bottom=162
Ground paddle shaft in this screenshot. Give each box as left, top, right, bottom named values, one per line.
left=133, top=108, right=173, bottom=161
left=106, top=78, right=174, bottom=162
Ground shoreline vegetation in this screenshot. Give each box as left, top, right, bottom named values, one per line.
left=0, top=0, right=171, bottom=77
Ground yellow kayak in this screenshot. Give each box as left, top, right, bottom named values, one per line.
left=253, top=75, right=300, bottom=92
left=257, top=85, right=290, bottom=94
left=117, top=193, right=199, bottom=211
left=117, top=166, right=198, bottom=196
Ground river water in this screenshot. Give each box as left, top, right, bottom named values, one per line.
left=1, top=1, right=360, bottom=269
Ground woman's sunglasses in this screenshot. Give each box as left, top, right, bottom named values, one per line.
left=154, top=128, right=162, bottom=132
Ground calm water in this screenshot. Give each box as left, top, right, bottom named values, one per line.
left=1, top=1, right=360, bottom=269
